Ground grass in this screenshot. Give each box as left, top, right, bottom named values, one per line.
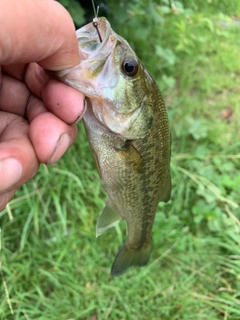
left=1, top=2, right=240, bottom=319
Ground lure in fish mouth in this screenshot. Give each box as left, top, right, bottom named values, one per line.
left=54, top=17, right=171, bottom=276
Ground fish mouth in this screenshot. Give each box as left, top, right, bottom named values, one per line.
left=55, top=17, right=115, bottom=82
left=76, top=17, right=111, bottom=61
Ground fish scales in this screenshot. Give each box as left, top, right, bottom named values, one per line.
left=54, top=17, right=171, bottom=276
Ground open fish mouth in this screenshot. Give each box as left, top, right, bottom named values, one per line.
left=55, top=17, right=118, bottom=91
left=76, top=17, right=111, bottom=60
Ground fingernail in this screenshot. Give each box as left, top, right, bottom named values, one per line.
left=48, top=133, right=70, bottom=164
left=72, top=98, right=87, bottom=125
left=0, top=158, right=23, bottom=192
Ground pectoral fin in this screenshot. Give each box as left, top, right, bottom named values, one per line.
left=116, top=140, right=144, bottom=173
left=96, top=201, right=122, bottom=237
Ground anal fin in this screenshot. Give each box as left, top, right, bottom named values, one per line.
left=96, top=201, right=122, bottom=237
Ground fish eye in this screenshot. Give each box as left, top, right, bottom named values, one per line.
left=121, top=58, right=138, bottom=77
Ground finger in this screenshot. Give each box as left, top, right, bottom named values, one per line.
left=0, top=63, right=48, bottom=117
left=2, top=63, right=50, bottom=98
left=24, top=63, right=50, bottom=98
left=1, top=63, right=85, bottom=122
left=28, top=111, right=78, bottom=164
left=0, top=190, right=15, bottom=212
left=0, top=73, right=30, bottom=116
left=27, top=95, right=48, bottom=122
left=0, top=0, right=80, bottom=70
left=42, top=79, right=86, bottom=124
left=0, top=112, right=39, bottom=193
left=25, top=65, right=86, bottom=123
left=1, top=63, right=27, bottom=81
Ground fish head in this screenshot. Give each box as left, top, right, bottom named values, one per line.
left=55, top=17, right=156, bottom=139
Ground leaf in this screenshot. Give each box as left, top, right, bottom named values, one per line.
left=187, top=117, right=208, bottom=140
left=161, top=75, right=176, bottom=88
left=156, top=46, right=176, bottom=66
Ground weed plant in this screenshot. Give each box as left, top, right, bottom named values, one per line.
left=1, top=1, right=240, bottom=319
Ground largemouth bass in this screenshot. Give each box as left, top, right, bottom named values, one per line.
left=55, top=17, right=171, bottom=276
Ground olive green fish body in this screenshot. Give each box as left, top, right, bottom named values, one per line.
left=83, top=86, right=171, bottom=276
left=55, top=17, right=171, bottom=276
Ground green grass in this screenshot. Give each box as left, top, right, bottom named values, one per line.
left=1, top=2, right=240, bottom=319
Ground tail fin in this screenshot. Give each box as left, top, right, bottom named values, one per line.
left=111, top=240, right=152, bottom=276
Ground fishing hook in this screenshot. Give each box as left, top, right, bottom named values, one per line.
left=91, top=0, right=102, bottom=43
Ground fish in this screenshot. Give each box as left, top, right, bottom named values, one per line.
left=54, top=17, right=171, bottom=276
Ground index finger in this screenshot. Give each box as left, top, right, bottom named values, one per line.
left=0, top=0, right=80, bottom=70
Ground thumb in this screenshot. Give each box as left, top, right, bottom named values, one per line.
left=0, top=0, right=80, bottom=70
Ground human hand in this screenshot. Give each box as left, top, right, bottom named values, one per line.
left=0, top=0, right=85, bottom=210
